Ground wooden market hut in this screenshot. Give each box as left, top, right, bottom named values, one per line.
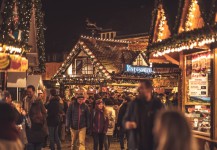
left=148, top=0, right=217, bottom=148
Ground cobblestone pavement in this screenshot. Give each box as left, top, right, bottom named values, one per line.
left=44, top=136, right=125, bottom=150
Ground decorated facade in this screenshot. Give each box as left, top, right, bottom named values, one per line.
left=148, top=0, right=217, bottom=148
left=0, top=0, right=46, bottom=73
left=0, top=0, right=46, bottom=96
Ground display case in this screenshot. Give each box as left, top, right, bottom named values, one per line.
left=183, top=50, right=211, bottom=135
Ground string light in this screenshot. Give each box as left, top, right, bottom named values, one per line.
left=81, top=35, right=131, bottom=44
left=157, top=8, right=166, bottom=42
left=153, top=37, right=215, bottom=57
left=185, top=0, right=198, bottom=31
left=52, top=42, right=112, bottom=80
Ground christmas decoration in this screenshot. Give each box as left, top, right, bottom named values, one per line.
left=148, top=24, right=217, bottom=56
left=34, top=0, right=46, bottom=73
left=157, top=8, right=166, bottom=42
left=185, top=0, right=198, bottom=31
left=0, top=0, right=46, bottom=72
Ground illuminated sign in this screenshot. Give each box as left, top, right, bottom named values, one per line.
left=125, top=64, right=152, bottom=73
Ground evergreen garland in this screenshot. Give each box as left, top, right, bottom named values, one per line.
left=17, top=0, right=32, bottom=43
left=34, top=0, right=46, bottom=73
left=1, top=0, right=15, bottom=36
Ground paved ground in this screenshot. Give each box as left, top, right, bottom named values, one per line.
left=44, top=136, right=125, bottom=150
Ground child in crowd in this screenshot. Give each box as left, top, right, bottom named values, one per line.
left=91, top=99, right=108, bottom=150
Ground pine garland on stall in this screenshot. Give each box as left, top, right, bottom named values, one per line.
left=34, top=0, right=46, bottom=73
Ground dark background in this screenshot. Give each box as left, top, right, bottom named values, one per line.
left=42, top=0, right=155, bottom=53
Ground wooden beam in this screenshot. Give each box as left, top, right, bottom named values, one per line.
left=164, top=54, right=179, bottom=65
left=149, top=58, right=168, bottom=63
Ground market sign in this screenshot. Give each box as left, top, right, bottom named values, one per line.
left=125, top=64, right=152, bottom=73
left=0, top=54, right=28, bottom=72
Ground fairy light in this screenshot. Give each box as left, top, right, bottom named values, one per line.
left=157, top=9, right=166, bottom=42
left=185, top=0, right=198, bottom=31
left=81, top=35, right=131, bottom=44
left=153, top=37, right=215, bottom=57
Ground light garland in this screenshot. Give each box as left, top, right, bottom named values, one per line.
left=185, top=0, right=198, bottom=31
left=81, top=35, right=131, bottom=44
left=157, top=8, right=166, bottom=42
left=153, top=37, right=215, bottom=57
left=52, top=42, right=112, bottom=80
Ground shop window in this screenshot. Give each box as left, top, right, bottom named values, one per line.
left=135, top=55, right=143, bottom=66
left=184, top=51, right=211, bottom=135
left=75, top=57, right=94, bottom=75
left=102, top=34, right=105, bottom=39
left=111, top=33, right=113, bottom=39
left=76, top=60, right=83, bottom=75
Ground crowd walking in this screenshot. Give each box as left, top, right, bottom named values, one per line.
left=0, top=80, right=198, bottom=150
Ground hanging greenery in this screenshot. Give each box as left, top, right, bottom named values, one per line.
left=1, top=0, right=15, bottom=36
left=148, top=0, right=159, bottom=44
left=197, top=0, right=216, bottom=25
left=17, top=0, right=32, bottom=44
left=34, top=0, right=46, bottom=73
left=148, top=24, right=217, bottom=53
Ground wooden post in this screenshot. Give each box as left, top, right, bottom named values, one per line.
left=211, top=47, right=217, bottom=141
left=1, top=71, right=8, bottom=91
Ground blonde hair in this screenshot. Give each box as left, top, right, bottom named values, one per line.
left=154, top=109, right=198, bottom=150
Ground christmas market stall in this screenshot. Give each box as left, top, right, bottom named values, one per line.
left=148, top=0, right=217, bottom=148
left=0, top=0, right=46, bottom=100
left=52, top=35, right=180, bottom=100
left=51, top=35, right=143, bottom=98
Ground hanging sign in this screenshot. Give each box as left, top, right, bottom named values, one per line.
left=189, top=73, right=208, bottom=97
left=125, top=64, right=152, bottom=73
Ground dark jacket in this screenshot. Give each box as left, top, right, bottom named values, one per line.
left=46, top=98, right=61, bottom=127
left=66, top=101, right=90, bottom=130
left=124, top=96, right=163, bottom=150
left=91, top=109, right=108, bottom=134
left=117, top=102, right=128, bottom=128
left=27, top=101, right=48, bottom=143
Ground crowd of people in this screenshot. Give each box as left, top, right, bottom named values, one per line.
left=0, top=80, right=198, bottom=150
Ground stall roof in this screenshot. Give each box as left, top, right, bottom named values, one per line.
left=52, top=36, right=147, bottom=80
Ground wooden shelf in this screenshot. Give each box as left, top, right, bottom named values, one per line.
left=185, top=103, right=210, bottom=106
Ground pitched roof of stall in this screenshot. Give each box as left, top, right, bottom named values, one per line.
left=80, top=36, right=140, bottom=73
left=149, top=0, right=184, bottom=44
left=52, top=36, right=141, bottom=79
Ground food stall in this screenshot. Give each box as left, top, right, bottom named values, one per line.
left=148, top=0, right=217, bottom=148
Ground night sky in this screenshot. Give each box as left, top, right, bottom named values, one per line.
left=42, top=0, right=155, bottom=53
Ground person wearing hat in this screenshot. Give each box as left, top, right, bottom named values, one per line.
left=91, top=99, right=108, bottom=150
left=66, top=94, right=90, bottom=150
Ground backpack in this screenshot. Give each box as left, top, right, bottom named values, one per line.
left=29, top=102, right=44, bottom=130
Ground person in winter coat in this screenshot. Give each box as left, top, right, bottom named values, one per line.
left=91, top=99, right=109, bottom=150
left=27, top=98, right=48, bottom=150
left=124, top=80, right=163, bottom=150
left=46, top=96, right=62, bottom=150
left=103, top=98, right=116, bottom=150
left=117, top=96, right=131, bottom=150
left=66, top=94, right=90, bottom=150
left=0, top=103, right=23, bottom=150
left=1, top=90, right=28, bottom=148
